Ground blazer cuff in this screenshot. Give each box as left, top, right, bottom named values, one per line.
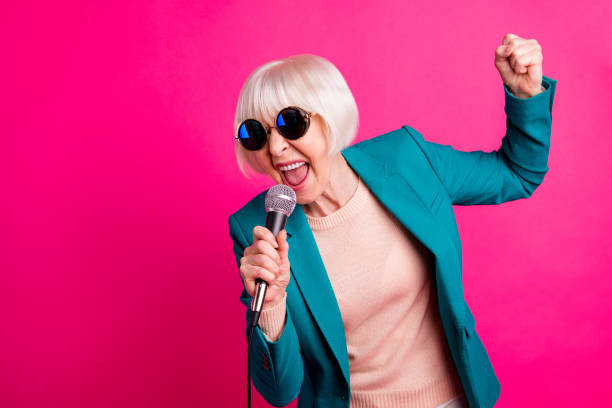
left=503, top=75, right=557, bottom=119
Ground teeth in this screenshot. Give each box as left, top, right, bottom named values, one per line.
left=278, top=162, right=306, bottom=171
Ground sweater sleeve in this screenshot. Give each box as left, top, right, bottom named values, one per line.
left=258, top=292, right=288, bottom=342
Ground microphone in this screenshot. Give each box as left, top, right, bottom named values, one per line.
left=251, top=184, right=297, bottom=326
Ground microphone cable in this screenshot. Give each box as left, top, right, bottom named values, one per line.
left=247, top=294, right=263, bottom=408
left=246, top=315, right=258, bottom=408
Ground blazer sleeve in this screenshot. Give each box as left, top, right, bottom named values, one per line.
left=406, top=75, right=557, bottom=205
left=228, top=214, right=304, bottom=407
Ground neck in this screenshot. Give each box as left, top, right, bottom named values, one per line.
left=303, top=153, right=359, bottom=218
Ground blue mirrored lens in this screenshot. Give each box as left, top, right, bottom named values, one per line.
left=239, top=123, right=250, bottom=139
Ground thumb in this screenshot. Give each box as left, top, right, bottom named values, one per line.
left=526, top=58, right=543, bottom=87
left=277, top=229, right=289, bottom=259
left=494, top=44, right=514, bottom=81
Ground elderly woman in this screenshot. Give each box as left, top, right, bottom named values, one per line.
left=229, top=33, right=557, bottom=408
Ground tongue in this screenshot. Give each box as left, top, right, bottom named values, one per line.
left=285, top=163, right=308, bottom=185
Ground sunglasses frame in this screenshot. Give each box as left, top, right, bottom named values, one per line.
left=235, top=106, right=316, bottom=151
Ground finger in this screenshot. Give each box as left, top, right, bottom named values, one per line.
left=509, top=41, right=540, bottom=66
left=494, top=44, right=512, bottom=61
left=244, top=253, right=280, bottom=275
left=517, top=48, right=542, bottom=70
left=253, top=226, right=278, bottom=249
left=277, top=229, right=289, bottom=259
left=511, top=47, right=542, bottom=74
left=508, top=44, right=532, bottom=73
left=508, top=42, right=536, bottom=73
left=494, top=45, right=514, bottom=79
left=522, top=50, right=543, bottom=81
left=241, top=264, right=277, bottom=295
left=504, top=36, right=528, bottom=59
left=502, top=33, right=521, bottom=46
left=252, top=239, right=281, bottom=264
left=240, top=263, right=256, bottom=296
left=509, top=40, right=539, bottom=59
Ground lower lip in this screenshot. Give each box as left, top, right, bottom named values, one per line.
left=281, top=163, right=310, bottom=192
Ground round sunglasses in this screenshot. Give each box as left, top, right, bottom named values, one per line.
left=235, top=106, right=315, bottom=151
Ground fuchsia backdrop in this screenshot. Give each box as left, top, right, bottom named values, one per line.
left=2, top=1, right=611, bottom=406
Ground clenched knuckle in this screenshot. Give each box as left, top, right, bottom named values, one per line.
left=260, top=256, right=272, bottom=269
left=253, top=254, right=263, bottom=264
left=261, top=255, right=273, bottom=269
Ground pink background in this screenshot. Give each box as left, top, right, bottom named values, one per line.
left=2, top=1, right=611, bottom=406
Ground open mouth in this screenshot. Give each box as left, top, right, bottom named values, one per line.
left=279, top=162, right=310, bottom=190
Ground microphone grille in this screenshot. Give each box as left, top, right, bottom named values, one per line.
left=265, top=184, right=297, bottom=216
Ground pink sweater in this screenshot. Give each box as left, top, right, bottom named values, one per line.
left=258, top=177, right=465, bottom=407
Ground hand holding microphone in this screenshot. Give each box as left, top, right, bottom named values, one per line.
left=240, top=226, right=290, bottom=310
left=240, top=184, right=296, bottom=327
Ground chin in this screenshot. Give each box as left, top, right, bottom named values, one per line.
left=292, top=189, right=308, bottom=203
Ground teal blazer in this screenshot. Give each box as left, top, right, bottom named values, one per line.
left=229, top=76, right=557, bottom=408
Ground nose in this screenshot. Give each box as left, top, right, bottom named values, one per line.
left=268, top=127, right=289, bottom=157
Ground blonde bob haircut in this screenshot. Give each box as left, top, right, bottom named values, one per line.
left=233, top=54, right=359, bottom=178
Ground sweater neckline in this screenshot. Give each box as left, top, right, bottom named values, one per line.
left=305, top=176, right=367, bottom=230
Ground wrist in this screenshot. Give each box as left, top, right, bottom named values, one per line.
left=262, top=291, right=286, bottom=311
left=512, top=85, right=546, bottom=99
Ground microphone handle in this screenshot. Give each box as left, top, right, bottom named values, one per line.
left=252, top=211, right=288, bottom=314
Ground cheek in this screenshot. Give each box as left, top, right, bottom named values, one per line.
left=253, top=154, right=283, bottom=182
left=246, top=152, right=270, bottom=175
